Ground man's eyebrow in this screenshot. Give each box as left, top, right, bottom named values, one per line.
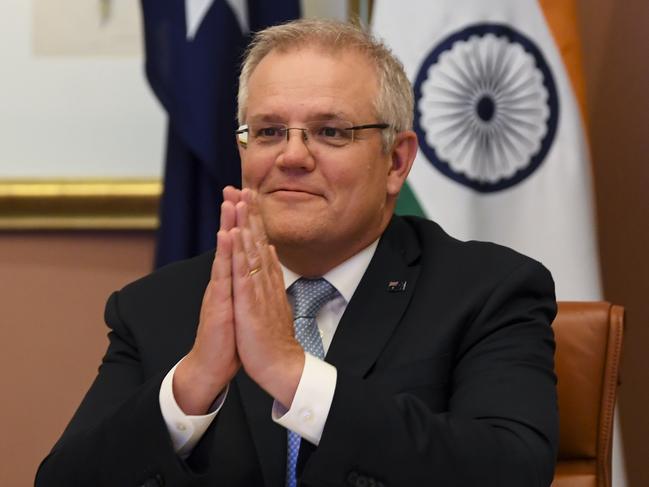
left=247, top=112, right=351, bottom=123
left=307, top=112, right=349, bottom=121
left=248, top=114, right=285, bottom=123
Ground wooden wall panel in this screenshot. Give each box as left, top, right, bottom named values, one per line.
left=0, top=232, right=155, bottom=486
left=578, top=0, right=649, bottom=485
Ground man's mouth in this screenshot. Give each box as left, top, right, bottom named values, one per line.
left=268, top=186, right=322, bottom=197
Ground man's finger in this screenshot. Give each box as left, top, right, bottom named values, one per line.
left=235, top=201, right=267, bottom=267
left=223, top=186, right=242, bottom=205
left=202, top=232, right=234, bottom=330
left=235, top=200, right=250, bottom=230
left=231, top=228, right=251, bottom=281
left=212, top=230, right=233, bottom=282
left=242, top=225, right=269, bottom=285
left=267, top=244, right=286, bottom=290
left=242, top=189, right=266, bottom=238
left=242, top=190, right=273, bottom=270
left=220, top=200, right=236, bottom=232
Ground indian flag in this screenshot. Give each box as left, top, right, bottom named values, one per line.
left=372, top=1, right=629, bottom=484
left=373, top=0, right=601, bottom=301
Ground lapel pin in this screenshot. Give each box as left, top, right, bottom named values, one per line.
left=387, top=280, right=407, bottom=292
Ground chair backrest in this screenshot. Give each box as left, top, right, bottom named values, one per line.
left=551, top=302, right=624, bottom=487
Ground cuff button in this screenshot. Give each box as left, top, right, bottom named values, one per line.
left=299, top=408, right=314, bottom=422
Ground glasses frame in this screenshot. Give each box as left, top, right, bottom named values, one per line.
left=235, top=122, right=390, bottom=149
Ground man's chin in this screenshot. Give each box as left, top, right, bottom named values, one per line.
left=265, top=218, right=326, bottom=248
left=260, top=199, right=327, bottom=237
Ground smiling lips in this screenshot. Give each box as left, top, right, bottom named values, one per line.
left=267, top=186, right=324, bottom=199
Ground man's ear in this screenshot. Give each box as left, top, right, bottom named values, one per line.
left=386, top=130, right=418, bottom=197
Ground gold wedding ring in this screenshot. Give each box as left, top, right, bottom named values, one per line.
left=248, top=266, right=262, bottom=277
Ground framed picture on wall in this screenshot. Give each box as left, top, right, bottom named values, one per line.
left=0, top=0, right=165, bottom=229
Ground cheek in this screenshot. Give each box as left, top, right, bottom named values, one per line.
left=241, top=157, right=270, bottom=188
left=330, top=167, right=386, bottom=211
left=355, top=159, right=389, bottom=193
left=325, top=167, right=360, bottom=200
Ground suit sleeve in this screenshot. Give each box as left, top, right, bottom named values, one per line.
left=35, top=291, right=206, bottom=487
left=301, top=260, right=558, bottom=487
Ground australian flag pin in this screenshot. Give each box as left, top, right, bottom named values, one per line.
left=387, top=280, right=407, bottom=292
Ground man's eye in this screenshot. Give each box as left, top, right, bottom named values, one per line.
left=318, top=126, right=347, bottom=138
left=256, top=127, right=283, bottom=138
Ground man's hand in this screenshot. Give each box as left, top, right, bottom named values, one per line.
left=172, top=192, right=242, bottom=415
left=173, top=187, right=304, bottom=414
left=230, top=189, right=305, bottom=409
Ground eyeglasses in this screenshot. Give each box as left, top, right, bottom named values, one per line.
left=236, top=120, right=390, bottom=150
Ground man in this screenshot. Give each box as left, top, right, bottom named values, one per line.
left=36, top=19, right=557, bottom=487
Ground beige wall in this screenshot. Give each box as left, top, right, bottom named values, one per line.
left=0, top=232, right=155, bottom=486
left=578, top=0, right=649, bottom=486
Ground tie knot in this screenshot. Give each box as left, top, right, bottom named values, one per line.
left=288, top=278, right=338, bottom=319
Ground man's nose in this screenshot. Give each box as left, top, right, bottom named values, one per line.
left=276, top=128, right=315, bottom=170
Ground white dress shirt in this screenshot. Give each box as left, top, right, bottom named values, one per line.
left=159, top=240, right=379, bottom=458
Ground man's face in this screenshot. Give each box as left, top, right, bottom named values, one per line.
left=239, top=47, right=398, bottom=269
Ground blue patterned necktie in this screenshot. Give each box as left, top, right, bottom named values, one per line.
left=285, top=278, right=338, bottom=487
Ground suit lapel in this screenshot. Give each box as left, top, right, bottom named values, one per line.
left=325, top=216, right=421, bottom=378
left=236, top=371, right=286, bottom=487
left=297, top=217, right=422, bottom=477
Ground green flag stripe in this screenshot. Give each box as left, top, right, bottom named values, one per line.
left=396, top=182, right=426, bottom=217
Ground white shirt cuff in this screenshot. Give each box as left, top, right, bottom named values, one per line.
left=159, top=359, right=228, bottom=458
left=272, top=353, right=337, bottom=446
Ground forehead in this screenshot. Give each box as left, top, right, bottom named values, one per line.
left=245, top=46, right=379, bottom=121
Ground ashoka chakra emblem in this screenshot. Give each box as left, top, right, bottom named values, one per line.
left=413, top=24, right=559, bottom=192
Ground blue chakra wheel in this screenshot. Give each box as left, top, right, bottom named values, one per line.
left=413, top=23, right=559, bottom=192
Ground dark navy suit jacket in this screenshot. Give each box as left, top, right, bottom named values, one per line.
left=36, top=216, right=558, bottom=487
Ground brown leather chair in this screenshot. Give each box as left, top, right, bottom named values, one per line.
left=552, top=302, right=624, bottom=487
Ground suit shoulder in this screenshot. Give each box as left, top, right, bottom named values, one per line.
left=102, top=251, right=213, bottom=345
left=117, top=250, right=214, bottom=305
left=398, top=215, right=552, bottom=280
left=397, top=215, right=556, bottom=322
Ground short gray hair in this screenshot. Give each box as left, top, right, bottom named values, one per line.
left=237, top=18, right=413, bottom=150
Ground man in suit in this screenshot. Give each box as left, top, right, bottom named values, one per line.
left=36, top=19, right=558, bottom=487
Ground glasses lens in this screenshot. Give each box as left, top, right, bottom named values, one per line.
left=307, top=120, right=354, bottom=147
left=249, top=123, right=287, bottom=145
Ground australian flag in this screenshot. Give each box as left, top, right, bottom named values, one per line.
left=141, top=0, right=300, bottom=268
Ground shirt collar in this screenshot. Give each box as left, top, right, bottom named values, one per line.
left=281, top=239, right=379, bottom=303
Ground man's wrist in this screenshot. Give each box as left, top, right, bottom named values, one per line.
left=159, top=360, right=227, bottom=457
left=251, top=347, right=305, bottom=409
left=173, top=353, right=231, bottom=415
left=272, top=353, right=337, bottom=446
